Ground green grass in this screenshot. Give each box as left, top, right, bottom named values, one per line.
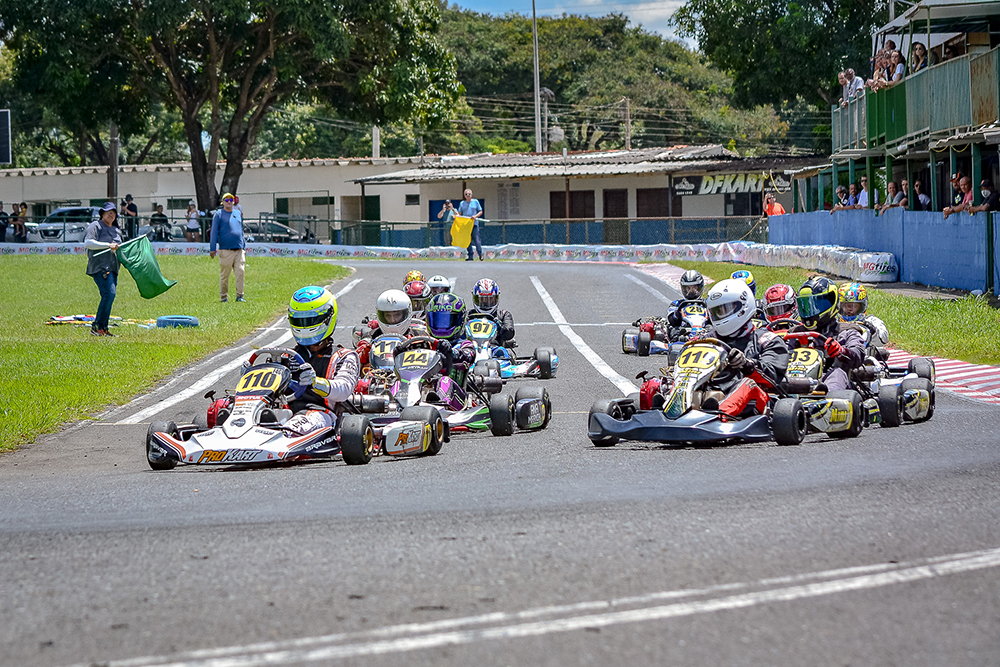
left=0, top=256, right=350, bottom=451
left=673, top=260, right=1000, bottom=366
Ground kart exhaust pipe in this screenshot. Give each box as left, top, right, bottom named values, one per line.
left=471, top=375, right=503, bottom=394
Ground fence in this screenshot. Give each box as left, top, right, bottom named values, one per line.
left=770, top=209, right=997, bottom=294
left=831, top=95, right=868, bottom=153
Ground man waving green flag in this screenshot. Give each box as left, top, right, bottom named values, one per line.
left=115, top=236, right=177, bottom=299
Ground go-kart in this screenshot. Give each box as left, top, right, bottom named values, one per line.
left=144, top=347, right=390, bottom=470
left=588, top=337, right=809, bottom=447
left=465, top=316, right=558, bottom=380
left=622, top=301, right=708, bottom=360
left=355, top=336, right=552, bottom=438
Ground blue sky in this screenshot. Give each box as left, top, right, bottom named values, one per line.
left=449, top=0, right=689, bottom=43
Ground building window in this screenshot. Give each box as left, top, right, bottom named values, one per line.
left=167, top=198, right=192, bottom=210
left=312, top=196, right=333, bottom=206
left=405, top=194, right=420, bottom=206
left=603, top=189, right=627, bottom=218
left=636, top=188, right=671, bottom=217
left=549, top=190, right=595, bottom=218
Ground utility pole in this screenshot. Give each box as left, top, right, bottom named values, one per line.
left=107, top=121, right=119, bottom=202
left=372, top=126, right=380, bottom=159
left=541, top=87, right=554, bottom=151
left=532, top=0, right=542, bottom=153
left=623, top=97, right=631, bottom=151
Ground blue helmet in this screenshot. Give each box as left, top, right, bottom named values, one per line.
left=425, top=293, right=468, bottom=340
left=731, top=270, right=756, bottom=297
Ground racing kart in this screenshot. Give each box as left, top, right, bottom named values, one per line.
left=622, top=301, right=708, bottom=360
left=353, top=336, right=552, bottom=438
left=465, top=316, right=558, bottom=380
left=588, top=338, right=809, bottom=447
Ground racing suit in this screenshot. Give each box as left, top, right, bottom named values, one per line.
left=857, top=314, right=889, bottom=347
left=709, top=326, right=790, bottom=417
left=285, top=342, right=361, bottom=435
left=790, top=322, right=865, bottom=391
left=470, top=308, right=515, bottom=344
left=665, top=299, right=707, bottom=342
left=355, top=322, right=428, bottom=366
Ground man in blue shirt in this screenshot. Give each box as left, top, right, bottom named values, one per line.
left=209, top=192, right=247, bottom=302
left=458, top=188, right=484, bottom=261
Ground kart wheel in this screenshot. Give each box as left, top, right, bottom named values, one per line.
left=534, top=347, right=555, bottom=379
left=472, top=360, right=501, bottom=378
left=828, top=390, right=864, bottom=438
left=588, top=399, right=621, bottom=447
left=626, top=392, right=640, bottom=416
left=877, top=384, right=904, bottom=428
left=772, top=399, right=807, bottom=446
left=901, top=377, right=935, bottom=422
left=489, top=393, right=516, bottom=436
left=621, top=328, right=637, bottom=354
left=908, top=358, right=935, bottom=384
left=637, top=331, right=652, bottom=357
left=339, top=415, right=374, bottom=465
left=146, top=420, right=178, bottom=470
left=515, top=386, right=552, bottom=429
left=400, top=406, right=445, bottom=455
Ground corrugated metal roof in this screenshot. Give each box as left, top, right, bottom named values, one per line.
left=353, top=160, right=730, bottom=183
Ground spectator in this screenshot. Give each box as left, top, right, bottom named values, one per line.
left=233, top=195, right=243, bottom=214
left=829, top=186, right=851, bottom=214
left=845, top=68, right=865, bottom=99
left=458, top=188, right=484, bottom=261
left=437, top=199, right=455, bottom=244
left=763, top=192, right=786, bottom=216
left=949, top=173, right=964, bottom=207
left=855, top=176, right=879, bottom=209
left=12, top=202, right=29, bottom=242
left=83, top=202, right=123, bottom=336
left=885, top=39, right=897, bottom=52
left=837, top=71, right=848, bottom=104
left=185, top=200, right=201, bottom=242
left=878, top=181, right=906, bottom=215
left=846, top=182, right=860, bottom=206
left=122, top=194, right=139, bottom=239
left=969, top=180, right=999, bottom=214
left=867, top=52, right=889, bottom=91
left=911, top=42, right=928, bottom=71
left=913, top=180, right=932, bottom=211
left=899, top=178, right=910, bottom=208
left=943, top=177, right=973, bottom=219
left=150, top=204, right=170, bottom=242
left=889, top=51, right=906, bottom=83
left=209, top=192, right=246, bottom=303
left=943, top=45, right=957, bottom=61
left=0, top=202, right=8, bottom=243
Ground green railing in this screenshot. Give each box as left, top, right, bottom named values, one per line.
left=971, top=48, right=1000, bottom=126
left=831, top=95, right=867, bottom=153
left=867, top=83, right=907, bottom=148
left=931, top=55, right=974, bottom=133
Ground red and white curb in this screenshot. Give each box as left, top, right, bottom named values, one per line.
left=888, top=349, right=1000, bottom=406
left=633, top=263, right=715, bottom=292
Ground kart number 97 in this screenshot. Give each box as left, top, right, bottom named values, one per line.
left=677, top=346, right=720, bottom=369
left=236, top=369, right=281, bottom=393
left=399, top=350, right=432, bottom=368
left=468, top=320, right=496, bottom=336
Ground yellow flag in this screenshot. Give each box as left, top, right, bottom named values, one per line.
left=450, top=215, right=474, bottom=248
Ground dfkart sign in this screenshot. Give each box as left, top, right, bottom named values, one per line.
left=673, top=173, right=791, bottom=196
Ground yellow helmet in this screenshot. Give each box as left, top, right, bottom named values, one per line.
left=403, top=270, right=424, bottom=286
left=288, top=286, right=338, bottom=346
left=796, top=277, right=839, bottom=330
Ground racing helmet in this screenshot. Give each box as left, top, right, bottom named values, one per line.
left=471, top=278, right=500, bottom=315
left=375, top=289, right=412, bottom=336
left=288, top=286, right=338, bottom=346
left=705, top=279, right=756, bottom=337
left=796, top=276, right=839, bottom=330
left=403, top=270, right=424, bottom=286
left=404, top=280, right=432, bottom=312
left=680, top=270, right=705, bottom=301
left=425, top=293, right=468, bottom=340
left=427, top=274, right=451, bottom=295
left=763, top=284, right=797, bottom=322
left=838, top=282, right=868, bottom=322
left=730, top=270, right=757, bottom=297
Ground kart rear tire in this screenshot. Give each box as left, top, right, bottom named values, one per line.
left=901, top=377, right=935, bottom=422
left=637, top=331, right=652, bottom=357
left=621, top=328, right=637, bottom=354
left=878, top=384, right=904, bottom=428
left=588, top=399, right=621, bottom=447
left=489, top=393, right=516, bottom=436
left=515, top=386, right=552, bottom=429
left=772, top=398, right=807, bottom=446
left=146, top=420, right=178, bottom=470
left=828, top=390, right=864, bottom=438
left=473, top=360, right=501, bottom=378
left=534, top=347, right=554, bottom=379
left=400, top=406, right=445, bottom=455
left=908, top=358, right=935, bottom=383
left=626, top=392, right=640, bottom=416
left=339, top=415, right=374, bottom=465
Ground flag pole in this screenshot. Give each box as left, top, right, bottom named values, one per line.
left=92, top=234, right=146, bottom=256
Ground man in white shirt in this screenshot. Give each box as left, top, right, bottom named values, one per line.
left=855, top=175, right=879, bottom=209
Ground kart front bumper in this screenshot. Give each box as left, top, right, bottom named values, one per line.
left=589, top=409, right=772, bottom=444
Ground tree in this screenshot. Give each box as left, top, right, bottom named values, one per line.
left=672, top=0, right=888, bottom=108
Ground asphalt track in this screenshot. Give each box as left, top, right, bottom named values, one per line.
left=1, top=261, right=999, bottom=667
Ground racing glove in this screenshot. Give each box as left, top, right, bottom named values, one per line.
left=295, top=362, right=317, bottom=387
left=824, top=338, right=845, bottom=358
left=436, top=339, right=452, bottom=357
left=726, top=348, right=747, bottom=369
left=356, top=339, right=372, bottom=366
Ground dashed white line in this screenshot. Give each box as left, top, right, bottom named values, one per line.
left=530, top=276, right=635, bottom=396
left=624, top=273, right=675, bottom=305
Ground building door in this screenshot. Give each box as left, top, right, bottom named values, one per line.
left=603, top=189, right=628, bottom=244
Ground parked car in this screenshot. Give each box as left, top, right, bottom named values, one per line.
left=244, top=220, right=302, bottom=244
left=29, top=207, right=100, bottom=243
left=137, top=222, right=187, bottom=242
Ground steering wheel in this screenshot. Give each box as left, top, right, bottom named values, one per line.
left=393, top=336, right=438, bottom=354
left=780, top=330, right=830, bottom=348
left=766, top=318, right=802, bottom=331
left=247, top=347, right=308, bottom=398
left=681, top=336, right=731, bottom=352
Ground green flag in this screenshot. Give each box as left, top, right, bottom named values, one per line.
left=116, top=236, right=177, bottom=299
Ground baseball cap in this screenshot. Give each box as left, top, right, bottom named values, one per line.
left=221, top=192, right=235, bottom=201
left=100, top=202, right=117, bottom=213
left=188, top=199, right=196, bottom=206
left=951, top=172, right=962, bottom=183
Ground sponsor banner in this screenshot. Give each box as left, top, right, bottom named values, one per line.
left=673, top=173, right=792, bottom=196
left=0, top=241, right=897, bottom=281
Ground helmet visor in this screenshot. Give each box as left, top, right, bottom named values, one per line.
left=764, top=302, right=794, bottom=321
left=796, top=292, right=837, bottom=319
left=429, top=285, right=450, bottom=294
left=426, top=309, right=461, bottom=336
left=708, top=301, right=742, bottom=323
left=840, top=302, right=863, bottom=317
left=289, top=310, right=331, bottom=329
left=681, top=284, right=702, bottom=300
left=377, top=308, right=409, bottom=325
left=474, top=293, right=499, bottom=310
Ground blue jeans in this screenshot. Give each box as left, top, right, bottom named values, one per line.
left=92, top=271, right=117, bottom=331
left=467, top=224, right=482, bottom=260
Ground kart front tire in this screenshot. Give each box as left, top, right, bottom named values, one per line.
left=908, top=358, right=935, bottom=383
left=772, top=399, right=807, bottom=446
left=340, top=415, right=374, bottom=465
left=637, top=331, right=652, bottom=357
left=400, top=406, right=445, bottom=455
left=534, top=347, right=555, bottom=379
left=878, top=384, right=904, bottom=428
left=588, top=399, right=622, bottom=447
left=828, top=390, right=864, bottom=438
left=146, top=420, right=178, bottom=470
left=901, top=377, right=935, bottom=422
left=515, top=385, right=552, bottom=429
left=489, top=393, right=516, bottom=436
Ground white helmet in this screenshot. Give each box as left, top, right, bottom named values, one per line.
left=705, top=279, right=756, bottom=337
left=427, top=275, right=451, bottom=295
left=375, top=289, right=412, bottom=336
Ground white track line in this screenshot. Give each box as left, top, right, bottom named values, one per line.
left=74, top=546, right=1000, bottom=667
left=530, top=276, right=635, bottom=396
left=115, top=278, right=364, bottom=425
left=624, top=273, right=674, bottom=305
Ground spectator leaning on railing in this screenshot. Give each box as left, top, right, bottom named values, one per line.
left=889, top=51, right=906, bottom=84
left=878, top=181, right=906, bottom=215
left=943, top=177, right=974, bottom=219
left=855, top=176, right=879, bottom=209
left=969, top=181, right=999, bottom=214
left=911, top=42, right=928, bottom=71
left=839, top=69, right=865, bottom=107
left=913, top=180, right=931, bottom=211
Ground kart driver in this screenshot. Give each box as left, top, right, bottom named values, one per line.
left=838, top=282, right=889, bottom=347
left=701, top=278, right=789, bottom=418
left=663, top=269, right=707, bottom=342
left=283, top=285, right=361, bottom=436
left=469, top=278, right=515, bottom=344
left=405, top=280, right=432, bottom=316
left=427, top=275, right=451, bottom=295
left=731, top=269, right=768, bottom=323
left=762, top=284, right=798, bottom=326
left=420, top=292, right=477, bottom=386
left=354, top=289, right=428, bottom=366
left=403, top=270, right=424, bottom=286
left=792, top=277, right=866, bottom=391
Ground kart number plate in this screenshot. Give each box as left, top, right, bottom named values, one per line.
left=371, top=338, right=400, bottom=359
left=399, top=350, right=432, bottom=368
left=677, top=345, right=720, bottom=370
left=467, top=319, right=496, bottom=338
left=682, top=304, right=706, bottom=316
left=789, top=348, right=821, bottom=366
left=236, top=369, right=281, bottom=393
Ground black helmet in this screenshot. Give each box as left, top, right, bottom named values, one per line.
left=680, top=270, right=705, bottom=300
left=796, top=276, right=839, bottom=331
